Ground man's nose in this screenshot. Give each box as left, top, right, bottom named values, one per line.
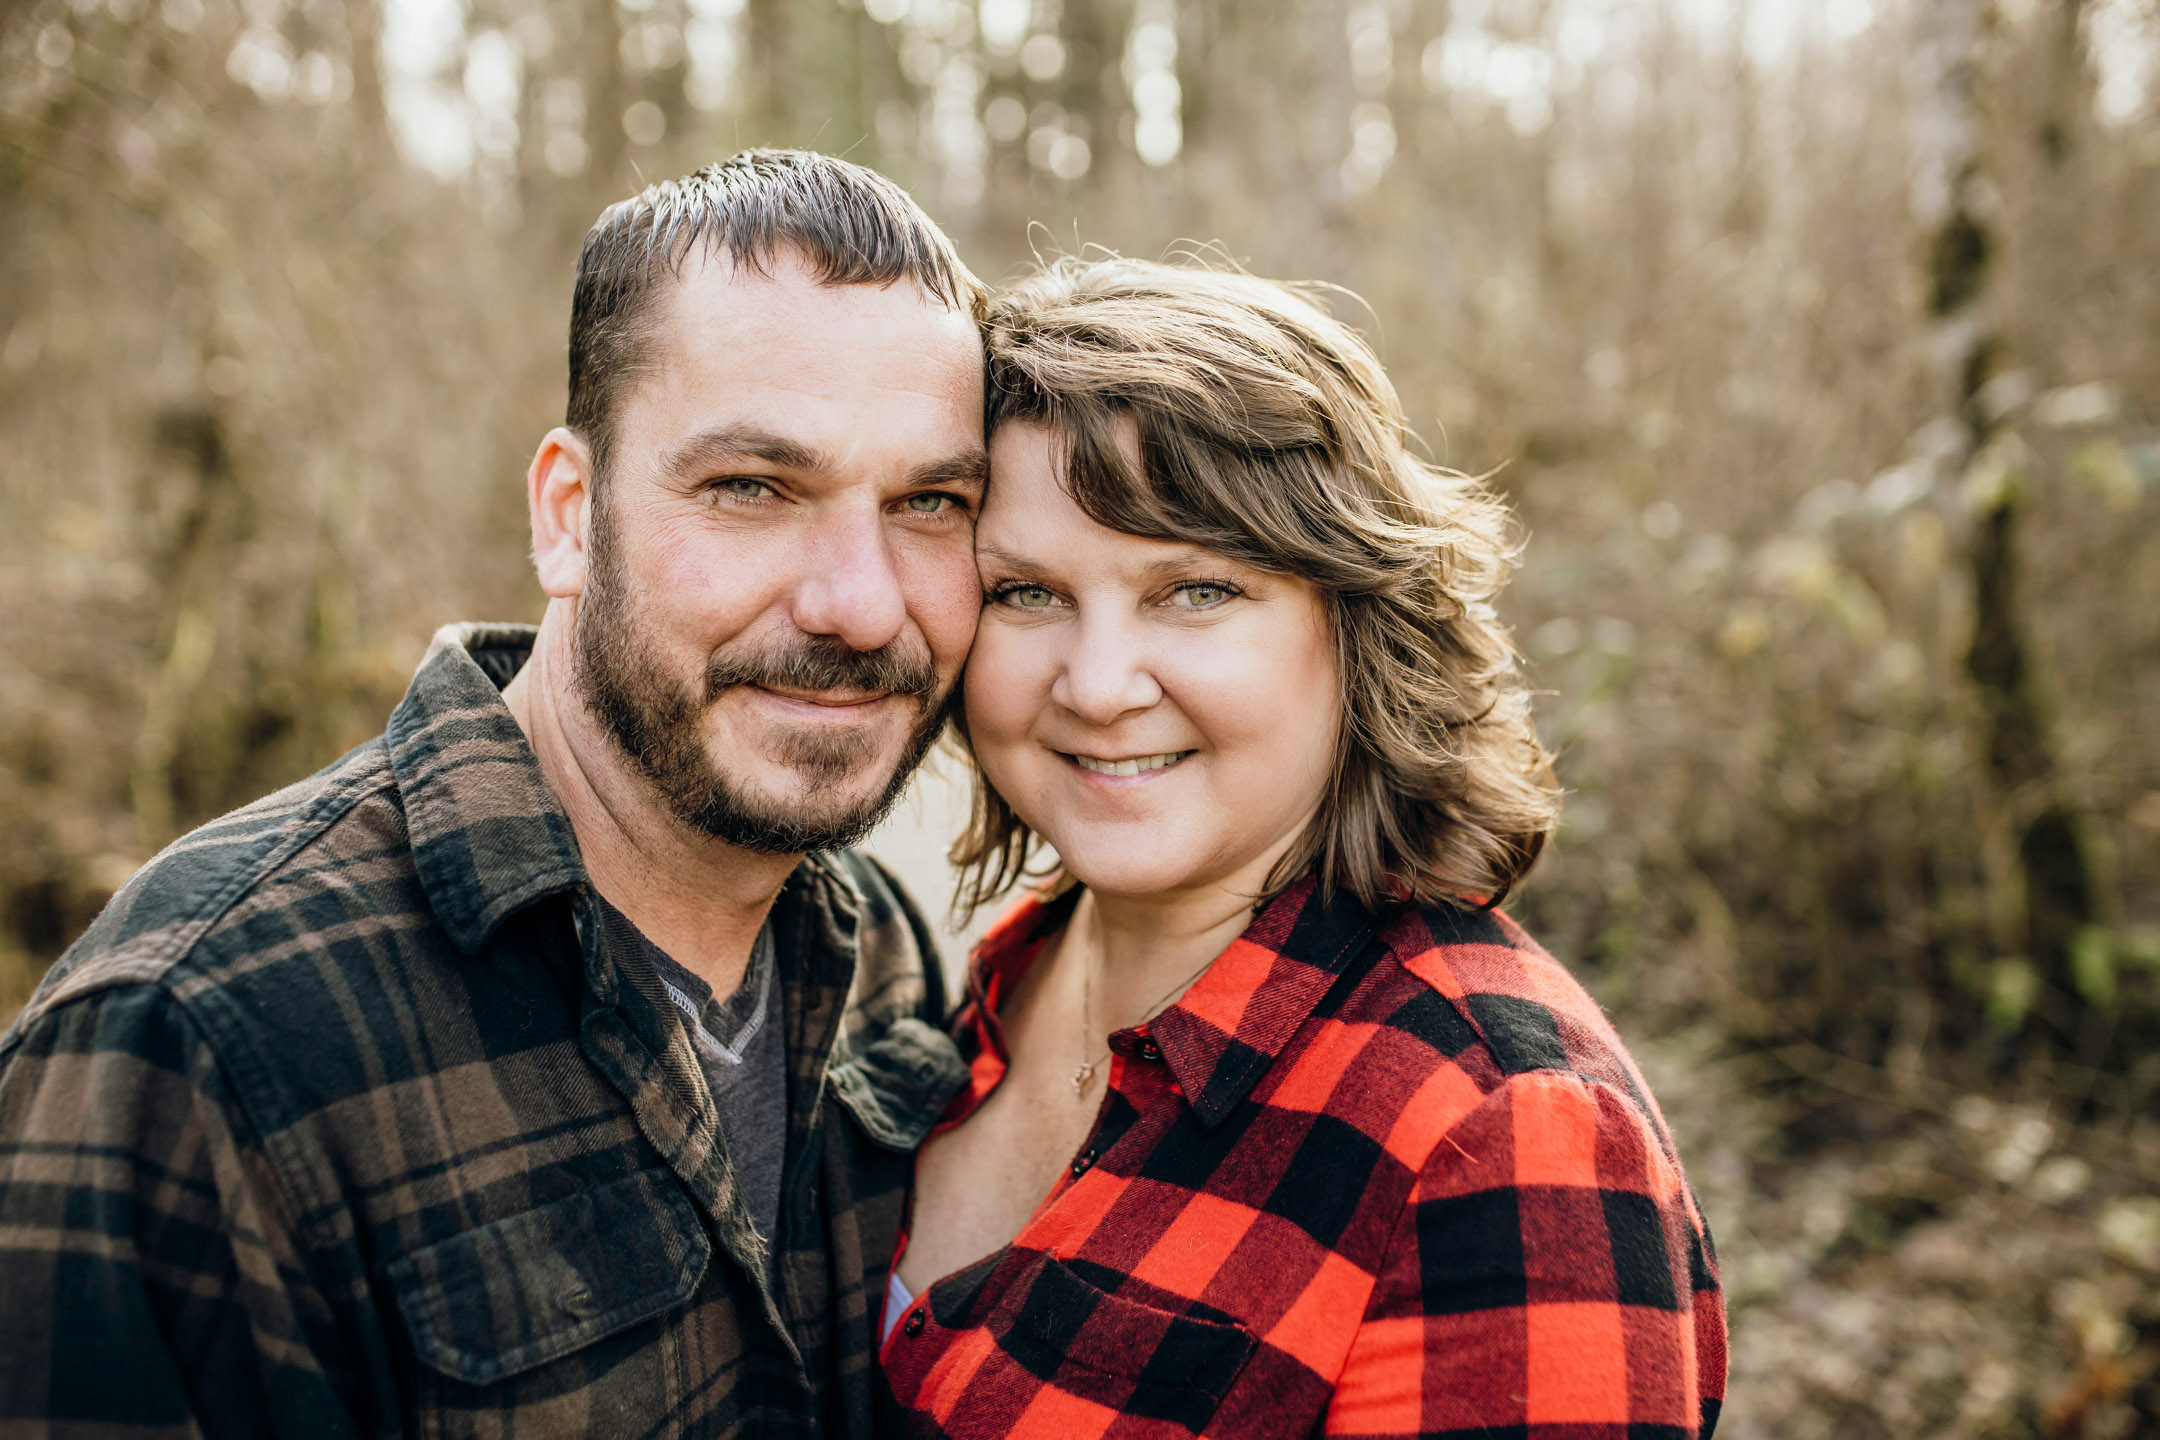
left=1050, top=613, right=1163, bottom=724
left=787, top=509, right=910, bottom=653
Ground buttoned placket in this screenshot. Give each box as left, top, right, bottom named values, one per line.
left=885, top=1020, right=1181, bottom=1373
left=883, top=885, right=1379, bottom=1406
left=769, top=858, right=865, bottom=1379
left=569, top=870, right=855, bottom=1397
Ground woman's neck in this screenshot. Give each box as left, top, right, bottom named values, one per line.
left=1058, top=840, right=1301, bottom=1034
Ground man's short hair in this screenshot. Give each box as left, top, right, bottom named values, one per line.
left=566, top=149, right=988, bottom=481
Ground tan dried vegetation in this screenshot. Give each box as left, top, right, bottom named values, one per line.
left=4, top=0, right=2160, bottom=1432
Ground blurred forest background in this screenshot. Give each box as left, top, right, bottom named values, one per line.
left=4, top=0, right=2160, bottom=1430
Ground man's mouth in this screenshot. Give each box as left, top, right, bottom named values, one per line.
left=1066, top=750, right=1196, bottom=777
left=751, top=683, right=894, bottom=710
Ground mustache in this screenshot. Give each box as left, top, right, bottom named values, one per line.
left=703, top=635, right=939, bottom=704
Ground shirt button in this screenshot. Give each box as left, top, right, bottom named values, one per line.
left=903, top=1308, right=926, bottom=1338
left=1138, top=1038, right=1162, bottom=1063
left=1071, top=1148, right=1097, bottom=1178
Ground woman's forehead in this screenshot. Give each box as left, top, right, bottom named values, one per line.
left=979, top=415, right=1288, bottom=587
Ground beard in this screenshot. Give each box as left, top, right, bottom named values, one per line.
left=572, top=503, right=951, bottom=855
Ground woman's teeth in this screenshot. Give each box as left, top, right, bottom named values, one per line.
left=1071, top=751, right=1193, bottom=777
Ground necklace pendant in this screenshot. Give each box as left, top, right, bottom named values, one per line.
left=1070, top=1061, right=1095, bottom=1096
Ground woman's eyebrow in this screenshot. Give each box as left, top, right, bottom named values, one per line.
left=978, top=542, right=1235, bottom=576
left=1136, top=549, right=1227, bottom=579
left=975, top=545, right=1044, bottom=571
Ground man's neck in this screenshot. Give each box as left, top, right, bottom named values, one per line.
left=502, top=602, right=801, bottom=998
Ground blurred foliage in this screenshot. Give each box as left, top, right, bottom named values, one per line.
left=5, top=0, right=2160, bottom=1431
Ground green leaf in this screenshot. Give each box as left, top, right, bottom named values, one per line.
left=2069, top=926, right=2117, bottom=1009
left=1985, top=957, right=2038, bottom=1033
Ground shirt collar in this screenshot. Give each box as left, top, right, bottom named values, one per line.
left=386, top=623, right=587, bottom=953
left=938, top=889, right=1072, bottom=1128
left=1147, top=878, right=1377, bottom=1127
left=949, top=877, right=1380, bottom=1131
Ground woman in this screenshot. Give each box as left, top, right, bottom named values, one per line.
left=879, top=258, right=1727, bottom=1438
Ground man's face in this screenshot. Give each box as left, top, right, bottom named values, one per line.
left=573, top=250, right=985, bottom=853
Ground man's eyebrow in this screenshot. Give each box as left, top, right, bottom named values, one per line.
left=658, top=424, right=827, bottom=480
left=903, top=448, right=990, bottom=492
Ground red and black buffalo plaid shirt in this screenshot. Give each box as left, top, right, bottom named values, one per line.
left=878, top=878, right=1727, bottom=1438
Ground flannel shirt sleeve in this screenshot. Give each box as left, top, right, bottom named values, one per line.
left=0, top=985, right=356, bottom=1438
left=1326, top=1070, right=1723, bottom=1439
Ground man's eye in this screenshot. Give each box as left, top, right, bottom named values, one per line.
left=904, top=493, right=954, bottom=514
left=715, top=477, right=774, bottom=499
left=1000, top=584, right=1058, bottom=609
left=1171, top=582, right=1234, bottom=608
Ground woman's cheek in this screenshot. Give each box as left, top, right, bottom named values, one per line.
left=962, top=627, right=1044, bottom=766
left=1161, top=631, right=1287, bottom=743
left=1186, top=617, right=1337, bottom=806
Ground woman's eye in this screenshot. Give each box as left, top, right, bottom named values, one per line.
left=1171, top=582, right=1233, bottom=608
left=904, top=492, right=953, bottom=514
left=1001, top=584, right=1058, bottom=609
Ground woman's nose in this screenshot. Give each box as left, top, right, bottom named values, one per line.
left=1050, top=615, right=1163, bottom=724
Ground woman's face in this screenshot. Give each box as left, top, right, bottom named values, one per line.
left=965, top=422, right=1342, bottom=901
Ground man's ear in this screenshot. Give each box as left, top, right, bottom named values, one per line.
left=528, top=427, right=596, bottom=599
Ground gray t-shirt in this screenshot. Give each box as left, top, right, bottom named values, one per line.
left=596, top=898, right=787, bottom=1259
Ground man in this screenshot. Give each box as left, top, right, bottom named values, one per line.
left=0, top=150, right=986, bottom=1437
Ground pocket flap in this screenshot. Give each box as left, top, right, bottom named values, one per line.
left=1009, top=1258, right=1255, bottom=1416
left=830, top=1017, right=969, bottom=1152
left=383, top=1167, right=710, bottom=1386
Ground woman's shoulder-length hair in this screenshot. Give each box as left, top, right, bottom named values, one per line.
left=951, top=253, right=1560, bottom=920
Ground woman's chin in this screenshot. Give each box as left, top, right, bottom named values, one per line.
left=1060, top=870, right=1173, bottom=901
left=1049, top=844, right=1238, bottom=903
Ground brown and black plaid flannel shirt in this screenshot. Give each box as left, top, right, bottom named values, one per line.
left=0, top=623, right=967, bottom=1439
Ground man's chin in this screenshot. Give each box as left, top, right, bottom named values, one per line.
left=729, top=769, right=898, bottom=826
left=664, top=691, right=948, bottom=853
left=665, top=750, right=918, bottom=854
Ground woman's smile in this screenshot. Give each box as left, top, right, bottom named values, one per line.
left=1063, top=748, right=1196, bottom=779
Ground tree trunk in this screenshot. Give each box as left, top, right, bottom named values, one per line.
left=1909, top=0, right=2098, bottom=1041
left=2038, top=0, right=2087, bottom=166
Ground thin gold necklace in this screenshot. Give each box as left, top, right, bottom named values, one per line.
left=1071, top=948, right=1220, bottom=1097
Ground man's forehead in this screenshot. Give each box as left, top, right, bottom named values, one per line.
left=657, top=244, right=978, bottom=343
left=613, top=245, right=982, bottom=449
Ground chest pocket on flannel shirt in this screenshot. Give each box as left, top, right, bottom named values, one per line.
left=383, top=1166, right=711, bottom=1387
left=998, top=1258, right=1257, bottom=1432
